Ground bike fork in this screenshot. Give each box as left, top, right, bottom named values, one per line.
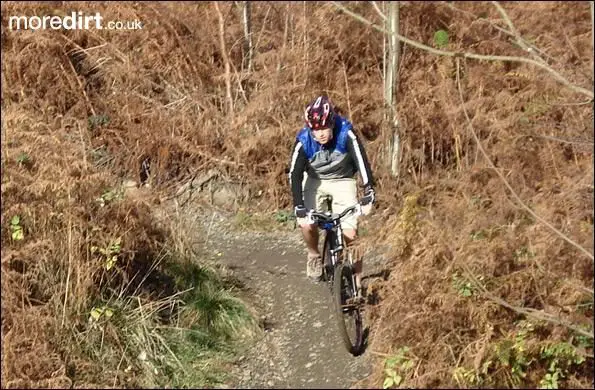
left=336, top=229, right=359, bottom=297
left=347, top=251, right=360, bottom=297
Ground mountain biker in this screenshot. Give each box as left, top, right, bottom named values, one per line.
left=288, top=94, right=376, bottom=292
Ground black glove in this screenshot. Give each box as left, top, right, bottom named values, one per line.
left=294, top=205, right=308, bottom=218
left=361, top=186, right=376, bottom=206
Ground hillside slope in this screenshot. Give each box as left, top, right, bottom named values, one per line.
left=2, top=1, right=593, bottom=388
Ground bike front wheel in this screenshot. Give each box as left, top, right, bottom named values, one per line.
left=333, top=262, right=364, bottom=355
left=321, top=231, right=334, bottom=283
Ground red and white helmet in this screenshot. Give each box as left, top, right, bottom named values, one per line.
left=304, top=95, right=336, bottom=130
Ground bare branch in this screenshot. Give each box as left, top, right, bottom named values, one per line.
left=330, top=1, right=594, bottom=99
left=441, top=1, right=511, bottom=35
left=563, top=279, right=595, bottom=296
left=549, top=98, right=594, bottom=106
left=253, top=5, right=272, bottom=65
left=462, top=264, right=594, bottom=339
left=454, top=58, right=594, bottom=262
left=371, top=1, right=387, bottom=22
left=515, top=133, right=594, bottom=148
left=491, top=1, right=547, bottom=64
left=441, top=1, right=555, bottom=62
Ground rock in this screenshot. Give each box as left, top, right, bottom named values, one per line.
left=137, top=350, right=147, bottom=361
left=123, top=179, right=137, bottom=189
left=212, top=185, right=240, bottom=207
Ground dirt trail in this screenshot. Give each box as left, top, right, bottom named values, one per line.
left=184, top=205, right=389, bottom=389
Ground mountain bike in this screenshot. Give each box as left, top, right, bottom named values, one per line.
left=306, top=196, right=367, bottom=356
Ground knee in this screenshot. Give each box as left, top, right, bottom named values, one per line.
left=343, top=228, right=357, bottom=242
left=301, top=224, right=316, bottom=235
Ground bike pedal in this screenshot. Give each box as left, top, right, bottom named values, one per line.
left=345, top=296, right=365, bottom=306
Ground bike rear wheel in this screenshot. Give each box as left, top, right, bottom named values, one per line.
left=333, top=262, right=363, bottom=355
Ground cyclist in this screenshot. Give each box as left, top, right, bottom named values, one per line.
left=287, top=94, right=376, bottom=292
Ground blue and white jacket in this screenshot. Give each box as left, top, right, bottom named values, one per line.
left=288, top=115, right=375, bottom=207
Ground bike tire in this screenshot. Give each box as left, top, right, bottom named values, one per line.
left=333, top=262, right=363, bottom=355
left=321, top=231, right=334, bottom=283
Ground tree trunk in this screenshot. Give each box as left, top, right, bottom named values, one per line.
left=303, top=1, right=308, bottom=86
left=242, top=1, right=253, bottom=72
left=214, top=2, right=233, bottom=116
left=384, top=1, right=401, bottom=178
left=382, top=2, right=387, bottom=96
left=591, top=1, right=594, bottom=88
left=278, top=3, right=290, bottom=73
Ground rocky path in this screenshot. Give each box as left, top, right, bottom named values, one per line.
left=188, top=206, right=389, bottom=389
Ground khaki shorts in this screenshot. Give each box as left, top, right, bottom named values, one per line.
left=302, top=174, right=358, bottom=231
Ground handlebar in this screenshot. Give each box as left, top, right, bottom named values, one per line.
left=306, top=203, right=362, bottom=226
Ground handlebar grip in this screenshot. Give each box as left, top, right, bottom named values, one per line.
left=359, top=195, right=374, bottom=206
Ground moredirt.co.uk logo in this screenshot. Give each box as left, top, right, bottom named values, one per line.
left=8, top=11, right=143, bottom=31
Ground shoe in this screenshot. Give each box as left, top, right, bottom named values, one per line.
left=306, top=254, right=323, bottom=280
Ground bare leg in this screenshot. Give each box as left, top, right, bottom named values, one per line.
left=301, top=223, right=320, bottom=256
left=343, top=228, right=362, bottom=293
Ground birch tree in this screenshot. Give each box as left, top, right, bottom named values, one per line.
left=242, top=1, right=253, bottom=72
left=331, top=1, right=594, bottom=99
left=331, top=1, right=594, bottom=264
left=384, top=1, right=401, bottom=178
left=214, top=2, right=233, bottom=116
left=591, top=1, right=594, bottom=86
left=372, top=1, right=403, bottom=178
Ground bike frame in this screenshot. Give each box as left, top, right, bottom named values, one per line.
left=324, top=224, right=343, bottom=269
left=310, top=196, right=360, bottom=286
left=306, top=197, right=366, bottom=355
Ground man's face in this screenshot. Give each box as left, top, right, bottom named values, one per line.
left=312, top=127, right=333, bottom=145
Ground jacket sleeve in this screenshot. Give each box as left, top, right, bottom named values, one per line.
left=346, top=129, right=375, bottom=188
left=288, top=139, right=308, bottom=207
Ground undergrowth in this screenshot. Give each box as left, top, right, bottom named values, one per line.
left=69, top=254, right=259, bottom=388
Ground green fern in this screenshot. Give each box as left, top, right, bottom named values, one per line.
left=433, top=29, right=449, bottom=48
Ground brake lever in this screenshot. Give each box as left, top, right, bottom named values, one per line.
left=305, top=210, right=316, bottom=225
left=354, top=203, right=363, bottom=215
